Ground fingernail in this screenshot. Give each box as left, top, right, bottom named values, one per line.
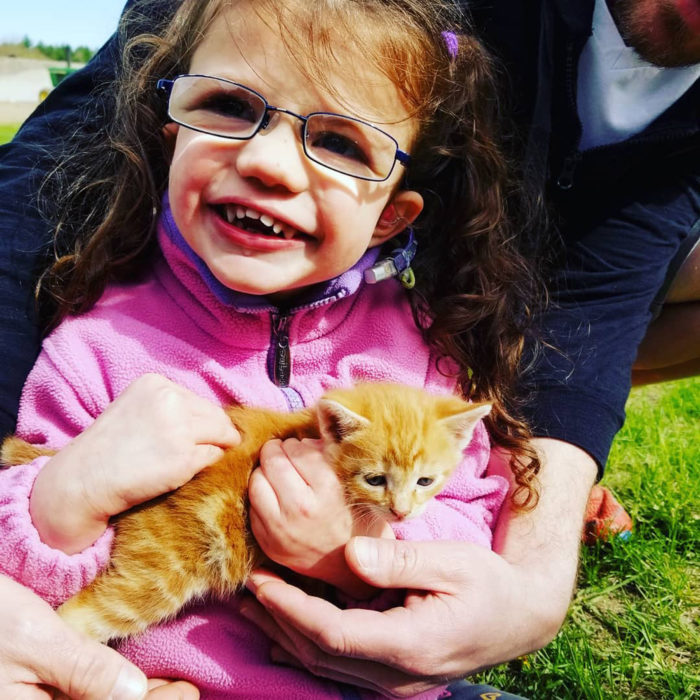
left=111, top=666, right=148, bottom=700
left=352, top=536, right=379, bottom=574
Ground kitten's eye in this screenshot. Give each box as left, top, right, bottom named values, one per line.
left=365, top=475, right=387, bottom=487
left=417, top=477, right=434, bottom=487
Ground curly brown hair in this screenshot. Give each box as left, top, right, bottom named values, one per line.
left=37, top=0, right=544, bottom=509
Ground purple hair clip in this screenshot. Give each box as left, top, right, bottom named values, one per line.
left=441, top=30, right=459, bottom=59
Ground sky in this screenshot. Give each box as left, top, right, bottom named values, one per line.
left=1, top=1, right=127, bottom=50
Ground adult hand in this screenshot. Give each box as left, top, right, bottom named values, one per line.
left=30, top=373, right=240, bottom=553
left=244, top=538, right=557, bottom=697
left=0, top=574, right=199, bottom=699
left=242, top=438, right=596, bottom=697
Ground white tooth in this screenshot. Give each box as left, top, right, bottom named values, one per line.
left=225, top=205, right=236, bottom=223
left=246, top=208, right=260, bottom=220
left=260, top=214, right=274, bottom=227
left=236, top=206, right=246, bottom=219
left=272, top=223, right=282, bottom=234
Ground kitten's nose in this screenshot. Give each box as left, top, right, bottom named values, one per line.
left=391, top=506, right=409, bottom=519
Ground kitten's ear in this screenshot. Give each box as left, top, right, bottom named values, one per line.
left=317, top=399, right=370, bottom=444
left=440, top=403, right=492, bottom=451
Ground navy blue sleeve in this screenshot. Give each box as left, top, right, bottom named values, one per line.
left=0, top=0, right=183, bottom=437
left=0, top=36, right=123, bottom=438
left=521, top=171, right=700, bottom=473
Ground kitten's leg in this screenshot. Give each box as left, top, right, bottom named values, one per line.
left=0, top=436, right=54, bottom=465
left=57, top=550, right=209, bottom=642
left=57, top=497, right=216, bottom=642
left=57, top=480, right=253, bottom=642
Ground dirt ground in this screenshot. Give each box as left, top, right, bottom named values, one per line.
left=0, top=56, right=84, bottom=124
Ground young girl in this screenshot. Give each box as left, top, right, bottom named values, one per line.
left=0, top=0, right=540, bottom=697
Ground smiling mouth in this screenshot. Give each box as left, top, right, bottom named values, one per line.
left=215, top=204, right=304, bottom=240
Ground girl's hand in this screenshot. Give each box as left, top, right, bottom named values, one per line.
left=30, top=374, right=240, bottom=554
left=249, top=438, right=389, bottom=598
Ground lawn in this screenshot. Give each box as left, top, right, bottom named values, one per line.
left=477, top=377, right=700, bottom=699
left=0, top=124, right=20, bottom=144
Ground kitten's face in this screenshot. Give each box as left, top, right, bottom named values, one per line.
left=346, top=450, right=454, bottom=522
left=316, top=384, right=491, bottom=523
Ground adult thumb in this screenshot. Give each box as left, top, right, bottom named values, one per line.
left=36, top=628, right=147, bottom=700
left=345, top=536, right=480, bottom=592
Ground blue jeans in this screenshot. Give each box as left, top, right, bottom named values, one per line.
left=446, top=680, right=528, bottom=699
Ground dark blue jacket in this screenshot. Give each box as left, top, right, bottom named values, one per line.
left=467, top=0, right=699, bottom=221
left=465, top=0, right=700, bottom=469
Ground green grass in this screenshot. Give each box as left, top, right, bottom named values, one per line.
left=476, top=377, right=700, bottom=699
left=0, top=124, right=20, bottom=145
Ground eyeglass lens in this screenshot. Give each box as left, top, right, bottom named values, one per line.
left=167, top=75, right=399, bottom=180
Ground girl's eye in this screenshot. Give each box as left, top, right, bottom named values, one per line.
left=417, top=477, right=434, bottom=487
left=199, top=92, right=258, bottom=123
left=311, top=131, right=370, bottom=164
left=365, top=475, right=387, bottom=487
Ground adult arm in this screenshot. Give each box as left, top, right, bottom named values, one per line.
left=242, top=437, right=595, bottom=697
left=0, top=0, right=179, bottom=438
left=0, top=573, right=200, bottom=700
left=0, top=32, right=122, bottom=438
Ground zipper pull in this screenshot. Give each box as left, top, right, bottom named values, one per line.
left=556, top=151, right=581, bottom=190
left=272, top=314, right=291, bottom=387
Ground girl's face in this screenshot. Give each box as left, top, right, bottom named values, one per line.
left=166, top=4, right=423, bottom=300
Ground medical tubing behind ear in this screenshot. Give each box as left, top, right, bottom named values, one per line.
left=363, top=228, right=417, bottom=288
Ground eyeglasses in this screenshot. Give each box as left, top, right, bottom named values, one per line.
left=156, top=74, right=411, bottom=182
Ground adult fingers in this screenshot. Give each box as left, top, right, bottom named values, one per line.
left=244, top=573, right=444, bottom=697
left=242, top=596, right=431, bottom=696
left=267, top=645, right=439, bottom=699
left=345, top=537, right=483, bottom=593
left=248, top=569, right=416, bottom=663
left=32, top=629, right=147, bottom=700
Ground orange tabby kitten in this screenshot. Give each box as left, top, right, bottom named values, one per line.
left=1, top=382, right=490, bottom=643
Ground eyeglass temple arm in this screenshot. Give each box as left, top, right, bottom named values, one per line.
left=156, top=78, right=174, bottom=94
left=396, top=149, right=410, bottom=166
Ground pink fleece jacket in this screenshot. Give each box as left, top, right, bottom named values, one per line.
left=0, top=199, right=508, bottom=699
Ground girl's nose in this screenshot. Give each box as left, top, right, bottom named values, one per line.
left=235, top=117, right=309, bottom=192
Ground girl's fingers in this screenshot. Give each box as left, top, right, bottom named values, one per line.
left=185, top=401, right=240, bottom=447
left=276, top=438, right=328, bottom=485
left=257, top=439, right=311, bottom=501
left=248, top=467, right=282, bottom=527
left=190, top=445, right=226, bottom=470
left=145, top=679, right=201, bottom=699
